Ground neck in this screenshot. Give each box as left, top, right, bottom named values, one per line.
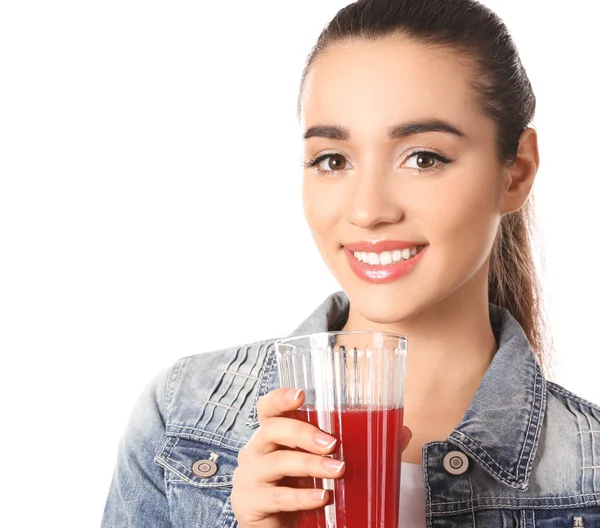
left=340, top=266, right=498, bottom=460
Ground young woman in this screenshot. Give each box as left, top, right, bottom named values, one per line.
left=102, top=0, right=600, bottom=526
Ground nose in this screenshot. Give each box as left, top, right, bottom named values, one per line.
left=345, top=167, right=404, bottom=229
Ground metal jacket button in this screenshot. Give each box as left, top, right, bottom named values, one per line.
left=191, top=459, right=218, bottom=478
left=443, top=450, right=469, bottom=475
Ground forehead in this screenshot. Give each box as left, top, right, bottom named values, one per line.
left=301, top=36, right=485, bottom=136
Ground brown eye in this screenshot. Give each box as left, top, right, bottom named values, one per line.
left=415, top=153, right=435, bottom=169
left=319, top=154, right=347, bottom=171
left=404, top=150, right=451, bottom=172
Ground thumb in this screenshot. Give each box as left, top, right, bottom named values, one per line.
left=401, top=425, right=413, bottom=453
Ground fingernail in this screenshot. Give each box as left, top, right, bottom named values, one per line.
left=322, top=458, right=345, bottom=473
left=285, top=388, right=302, bottom=401
left=314, top=432, right=337, bottom=449
left=309, top=489, right=327, bottom=502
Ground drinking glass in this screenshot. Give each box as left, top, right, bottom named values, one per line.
left=275, top=330, right=408, bottom=528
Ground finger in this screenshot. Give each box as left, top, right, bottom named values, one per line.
left=257, top=388, right=305, bottom=424
left=238, top=450, right=345, bottom=485
left=243, top=416, right=338, bottom=457
left=237, top=485, right=330, bottom=515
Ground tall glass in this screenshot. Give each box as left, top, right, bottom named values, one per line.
left=275, top=331, right=408, bottom=528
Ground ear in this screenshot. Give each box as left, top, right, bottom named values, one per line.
left=499, top=127, right=539, bottom=215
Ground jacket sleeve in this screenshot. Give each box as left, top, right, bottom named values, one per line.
left=101, top=365, right=173, bottom=528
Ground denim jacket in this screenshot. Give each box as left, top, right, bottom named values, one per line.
left=102, top=291, right=600, bottom=527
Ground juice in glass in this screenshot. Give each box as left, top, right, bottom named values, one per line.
left=294, top=406, right=404, bottom=528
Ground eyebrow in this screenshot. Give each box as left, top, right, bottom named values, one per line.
left=302, top=119, right=466, bottom=141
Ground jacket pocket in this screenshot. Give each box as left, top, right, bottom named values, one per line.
left=154, top=433, right=238, bottom=489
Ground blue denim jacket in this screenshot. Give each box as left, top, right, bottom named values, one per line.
left=102, top=292, right=600, bottom=527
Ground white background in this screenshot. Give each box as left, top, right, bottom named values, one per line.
left=1, top=1, right=599, bottom=526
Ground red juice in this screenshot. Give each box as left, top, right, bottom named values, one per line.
left=293, top=406, right=404, bottom=528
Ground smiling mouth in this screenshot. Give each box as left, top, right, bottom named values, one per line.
left=350, top=245, right=428, bottom=266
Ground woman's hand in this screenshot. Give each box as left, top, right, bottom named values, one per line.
left=231, top=388, right=412, bottom=528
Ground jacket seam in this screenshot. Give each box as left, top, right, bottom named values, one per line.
left=159, top=358, right=185, bottom=527
left=518, top=363, right=546, bottom=484
left=575, top=400, right=586, bottom=496
left=167, top=435, right=180, bottom=459
left=165, top=424, right=246, bottom=446
left=467, top=470, right=476, bottom=527
left=166, top=356, right=189, bottom=418
left=548, top=381, right=600, bottom=412
left=154, top=456, right=233, bottom=488
left=428, top=499, right=600, bottom=515
left=516, top=363, right=539, bottom=482
left=164, top=430, right=244, bottom=452
left=424, top=442, right=437, bottom=527
left=246, top=341, right=276, bottom=427
left=584, top=409, right=598, bottom=495
left=431, top=491, right=600, bottom=506
left=164, top=453, right=199, bottom=476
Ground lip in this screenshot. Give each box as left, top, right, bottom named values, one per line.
left=343, top=245, right=428, bottom=284
left=344, top=240, right=427, bottom=253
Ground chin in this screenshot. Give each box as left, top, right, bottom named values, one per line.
left=343, top=282, right=430, bottom=326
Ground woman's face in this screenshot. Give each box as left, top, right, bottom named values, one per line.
left=301, top=36, right=518, bottom=324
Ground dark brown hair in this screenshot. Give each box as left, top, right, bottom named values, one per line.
left=297, top=0, right=552, bottom=373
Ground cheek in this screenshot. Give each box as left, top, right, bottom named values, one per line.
left=302, top=178, right=341, bottom=243
left=422, top=169, right=500, bottom=257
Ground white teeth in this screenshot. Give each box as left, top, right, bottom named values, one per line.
left=380, top=251, right=392, bottom=265
left=368, top=252, right=380, bottom=265
left=352, top=246, right=423, bottom=266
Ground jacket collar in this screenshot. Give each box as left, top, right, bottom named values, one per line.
left=448, top=302, right=547, bottom=490
left=262, top=290, right=546, bottom=490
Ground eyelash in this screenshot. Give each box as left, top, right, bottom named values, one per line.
left=303, top=149, right=453, bottom=177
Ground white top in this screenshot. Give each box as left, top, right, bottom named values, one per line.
left=399, top=462, right=427, bottom=528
